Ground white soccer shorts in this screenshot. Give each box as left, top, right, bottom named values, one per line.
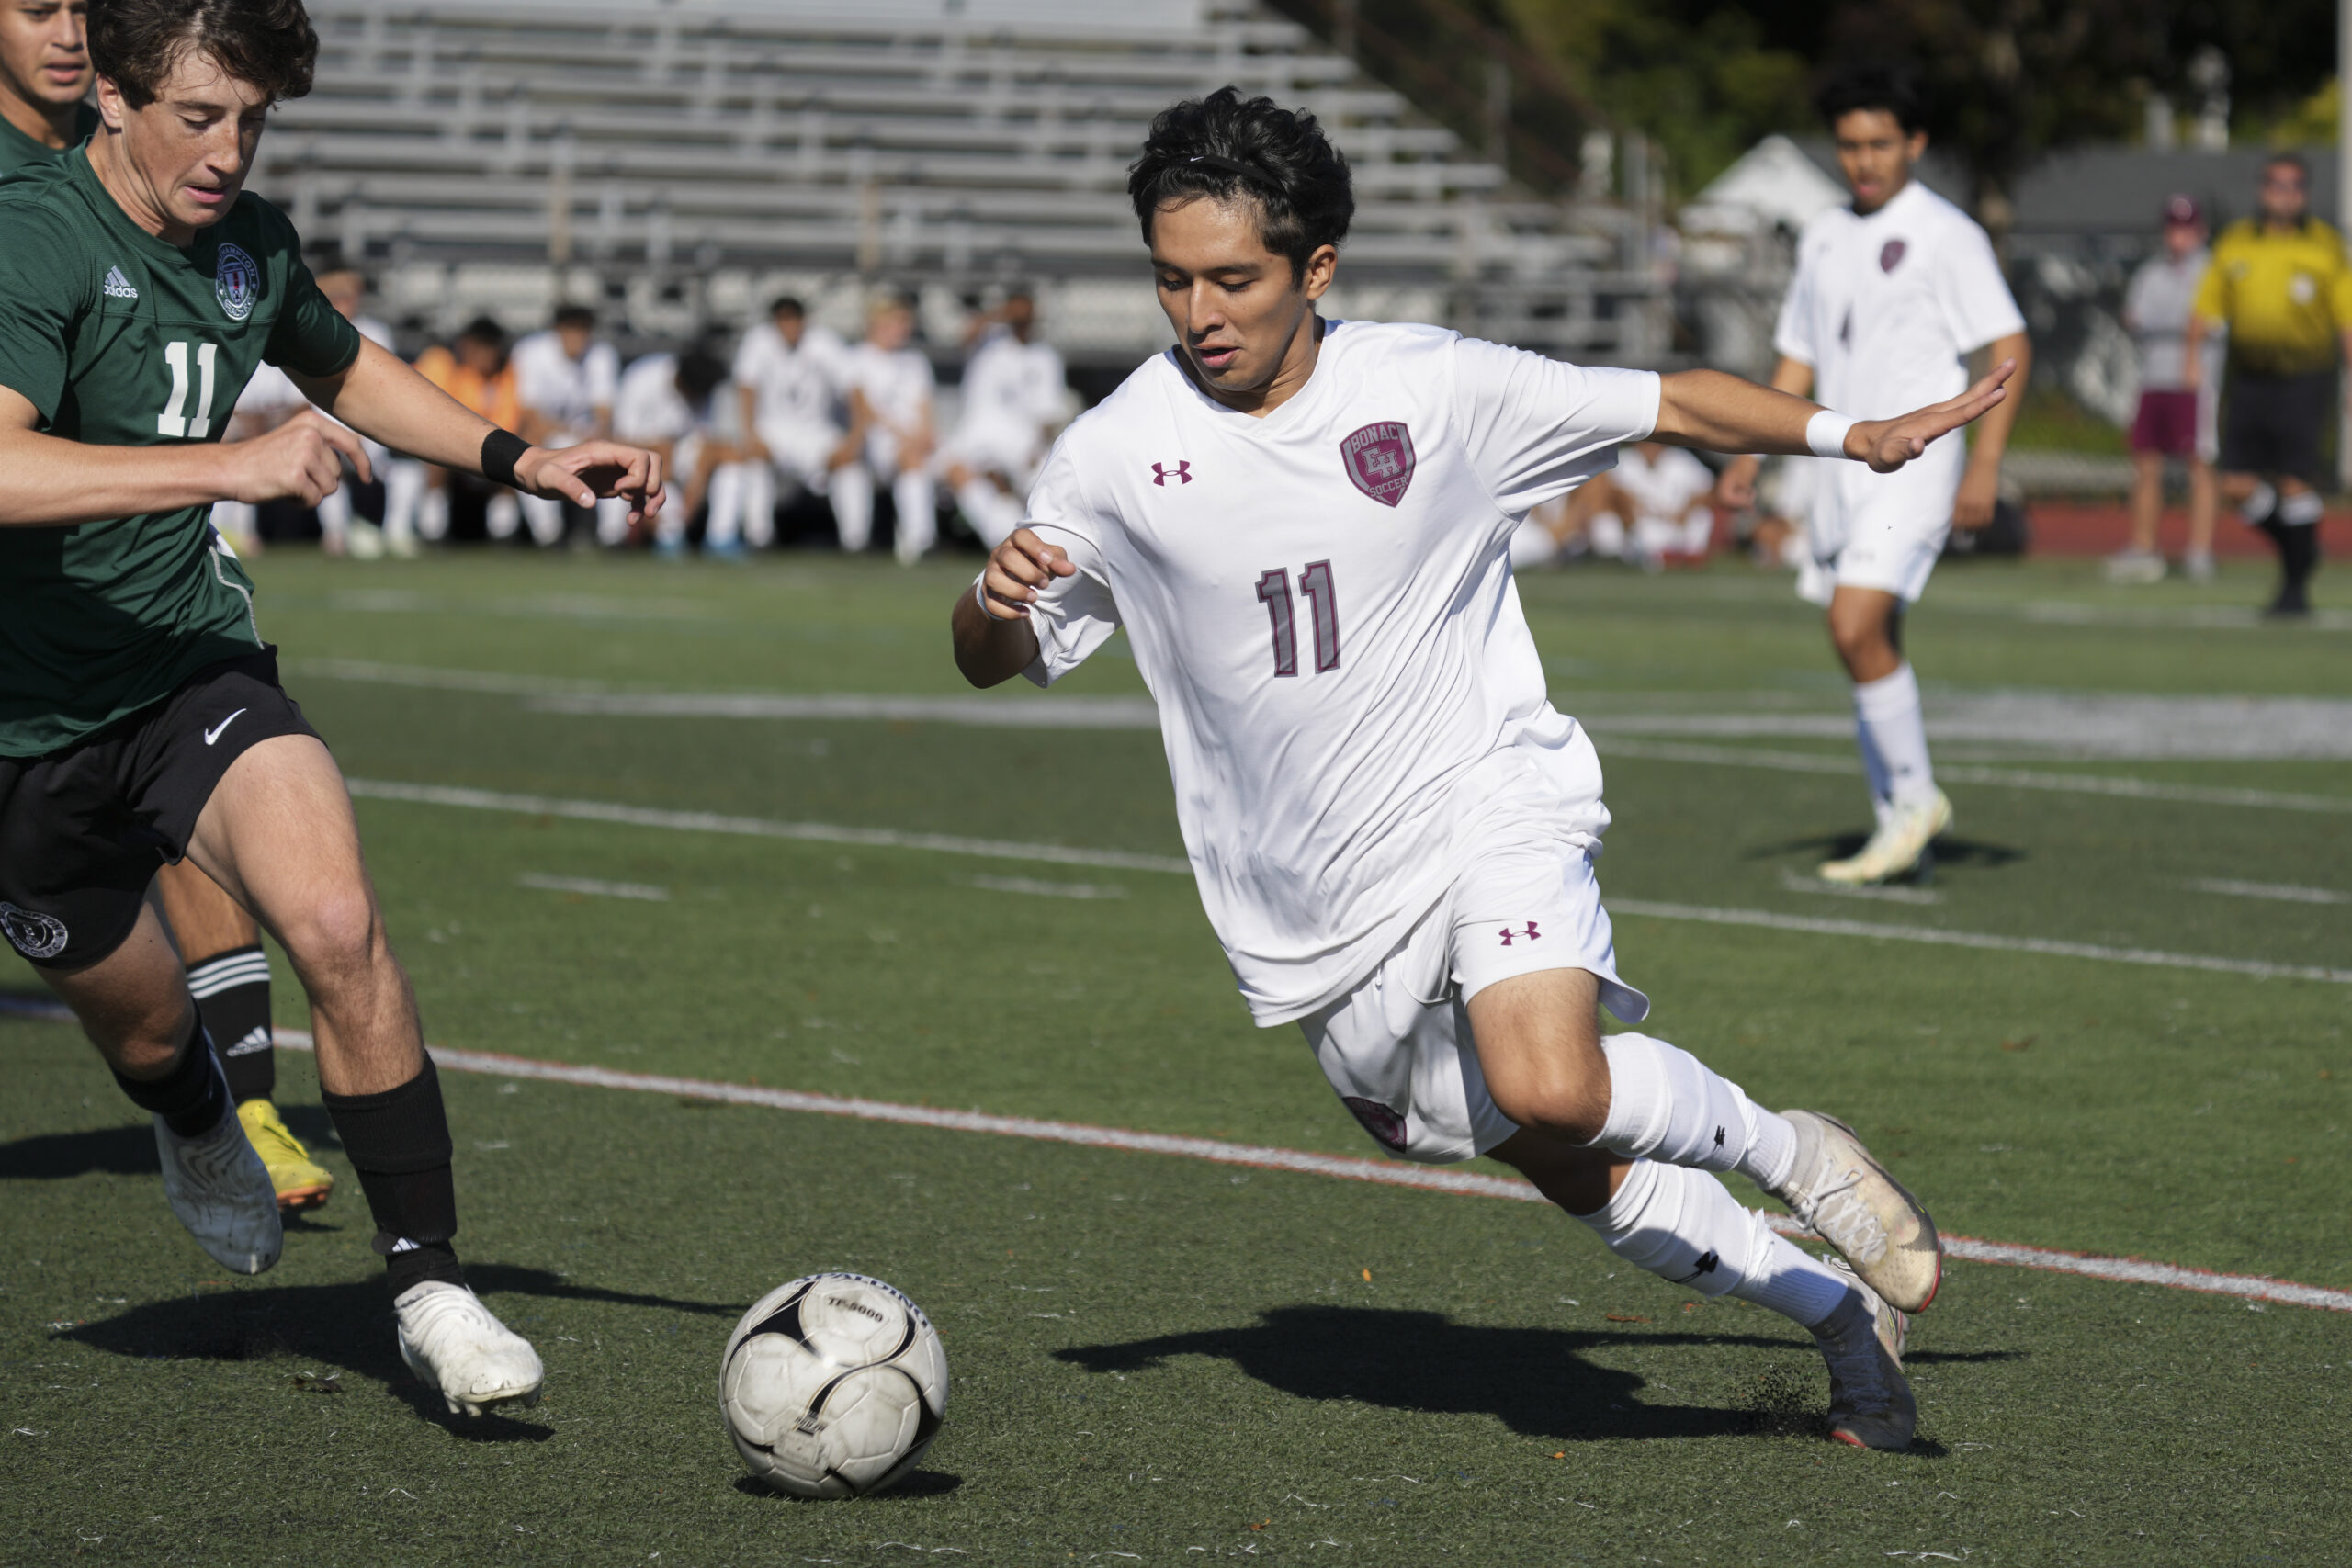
left=755, top=417, right=844, bottom=491
left=1297, top=831, right=1649, bottom=1167
left=1800, top=434, right=1964, bottom=604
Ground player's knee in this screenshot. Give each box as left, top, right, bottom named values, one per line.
left=1482, top=1062, right=1611, bottom=1145
left=278, top=886, right=386, bottom=981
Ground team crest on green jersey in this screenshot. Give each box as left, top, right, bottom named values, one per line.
left=214, top=241, right=258, bottom=321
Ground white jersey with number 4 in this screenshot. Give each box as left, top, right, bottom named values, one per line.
left=1020, top=319, right=1661, bottom=1024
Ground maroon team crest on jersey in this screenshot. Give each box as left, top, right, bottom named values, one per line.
left=1880, top=239, right=1908, bottom=274
left=1340, top=422, right=1416, bottom=507
left=1342, top=1096, right=1410, bottom=1153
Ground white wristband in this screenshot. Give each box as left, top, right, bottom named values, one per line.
left=1805, top=409, right=1858, bottom=460
left=974, top=574, right=1008, bottom=622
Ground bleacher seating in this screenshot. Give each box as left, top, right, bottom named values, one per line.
left=252, top=0, right=1666, bottom=366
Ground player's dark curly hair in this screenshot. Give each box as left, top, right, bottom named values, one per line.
left=91, top=0, right=317, bottom=109
left=1127, top=87, right=1353, bottom=280
left=1815, top=62, right=1928, bottom=135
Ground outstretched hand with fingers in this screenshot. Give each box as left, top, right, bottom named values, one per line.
left=514, top=439, right=667, bottom=525
left=1848, top=359, right=2017, bottom=473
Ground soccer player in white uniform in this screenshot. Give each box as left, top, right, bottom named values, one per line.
left=956, top=89, right=2015, bottom=1451
left=944, top=290, right=1068, bottom=547
left=1717, top=65, right=2030, bottom=886
left=511, top=304, right=622, bottom=546
left=732, top=294, right=851, bottom=557
left=839, top=294, right=940, bottom=564
left=614, top=345, right=729, bottom=555
left=1513, top=438, right=1718, bottom=569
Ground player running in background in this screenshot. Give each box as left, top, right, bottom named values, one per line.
left=2107, top=196, right=2218, bottom=586
left=943, top=289, right=1068, bottom=547
left=0, top=0, right=660, bottom=1416
left=956, top=88, right=2013, bottom=1450
left=2185, top=153, right=2352, bottom=618
left=0, top=0, right=94, bottom=172
left=1716, top=64, right=2030, bottom=887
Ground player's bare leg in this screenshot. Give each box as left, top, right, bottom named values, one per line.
left=2109, top=450, right=2170, bottom=583
left=184, top=734, right=541, bottom=1416
left=153, top=860, right=333, bottom=1210
left=1819, top=586, right=1950, bottom=884
left=41, top=903, right=283, bottom=1275
left=1470, top=967, right=1926, bottom=1448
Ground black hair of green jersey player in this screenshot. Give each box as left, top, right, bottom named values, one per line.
left=88, top=0, right=316, bottom=108
left=1815, top=61, right=1929, bottom=136
left=1126, top=86, right=1353, bottom=284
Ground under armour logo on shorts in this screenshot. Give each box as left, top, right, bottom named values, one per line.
left=1151, top=461, right=1192, bottom=486
left=1498, top=920, right=1540, bottom=947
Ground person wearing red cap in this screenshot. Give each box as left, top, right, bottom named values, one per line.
left=2108, top=195, right=2219, bottom=584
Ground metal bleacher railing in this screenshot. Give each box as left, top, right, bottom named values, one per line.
left=250, top=0, right=1668, bottom=369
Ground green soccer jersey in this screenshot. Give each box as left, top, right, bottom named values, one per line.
left=0, top=101, right=99, bottom=177
left=0, top=147, right=359, bottom=757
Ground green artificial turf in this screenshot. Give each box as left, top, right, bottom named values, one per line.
left=3, top=550, right=2347, bottom=1564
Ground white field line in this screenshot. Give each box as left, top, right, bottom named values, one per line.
left=342, top=778, right=1193, bottom=876
left=516, top=874, right=670, bottom=902
left=0, top=995, right=2343, bottom=1313
left=345, top=780, right=2348, bottom=984
left=2186, top=878, right=2349, bottom=906
left=1609, top=900, right=2352, bottom=987
left=971, top=875, right=1129, bottom=900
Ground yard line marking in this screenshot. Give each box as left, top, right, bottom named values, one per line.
left=1776, top=870, right=1942, bottom=906
left=516, top=874, right=670, bottom=902
left=2186, top=877, right=2348, bottom=906
left=345, top=779, right=2340, bottom=979
left=1, top=995, right=2342, bottom=1313
left=1610, top=900, right=2352, bottom=986
left=970, top=875, right=1129, bottom=900
left=1593, top=739, right=2352, bottom=815
left=342, top=777, right=1194, bottom=876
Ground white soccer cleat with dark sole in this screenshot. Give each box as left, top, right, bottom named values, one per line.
left=1774, top=1110, right=1941, bottom=1313
left=395, top=1281, right=545, bottom=1416
left=1818, top=789, right=1952, bottom=886
left=1814, top=1258, right=1916, bottom=1450
left=153, top=1092, right=283, bottom=1276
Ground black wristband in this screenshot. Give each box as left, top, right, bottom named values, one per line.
left=480, top=428, right=530, bottom=488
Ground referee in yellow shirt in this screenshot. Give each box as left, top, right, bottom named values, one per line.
left=2186, top=152, right=2352, bottom=616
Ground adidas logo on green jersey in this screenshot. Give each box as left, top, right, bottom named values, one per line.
left=102, top=266, right=138, bottom=300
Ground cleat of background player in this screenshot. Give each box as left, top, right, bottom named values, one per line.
left=236, top=1098, right=334, bottom=1212
left=1816, top=787, right=1951, bottom=886
left=155, top=1063, right=284, bottom=1276
left=395, top=1282, right=546, bottom=1416
left=1814, top=1256, right=1916, bottom=1450
left=1772, top=1110, right=1941, bottom=1311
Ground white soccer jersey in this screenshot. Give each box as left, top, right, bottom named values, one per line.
left=1773, top=179, right=2025, bottom=419
left=955, top=330, right=1066, bottom=457
left=1020, top=320, right=1660, bottom=1024
left=614, top=352, right=698, bottom=445
left=511, top=330, right=620, bottom=437
left=1612, top=444, right=1714, bottom=524
left=734, top=321, right=847, bottom=431
left=845, top=342, right=935, bottom=433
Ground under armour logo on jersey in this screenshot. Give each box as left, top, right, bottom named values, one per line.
left=103, top=266, right=138, bottom=299
left=1151, top=460, right=1192, bottom=486
left=1498, top=921, right=1541, bottom=947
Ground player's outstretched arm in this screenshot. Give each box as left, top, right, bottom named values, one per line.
left=292, top=338, right=665, bottom=522
left=953, top=527, right=1073, bottom=688
left=1654, top=360, right=2016, bottom=475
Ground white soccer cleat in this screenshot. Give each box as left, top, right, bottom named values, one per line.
left=1773, top=1110, right=1941, bottom=1312
left=153, top=1088, right=284, bottom=1276
left=1817, top=789, right=1951, bottom=886
left=2102, top=548, right=2166, bottom=585
left=396, top=1281, right=545, bottom=1416
left=1813, top=1257, right=1916, bottom=1450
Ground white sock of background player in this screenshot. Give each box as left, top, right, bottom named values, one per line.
left=831, top=464, right=876, bottom=552
left=956, top=477, right=1023, bottom=549
left=1574, top=1159, right=1852, bottom=1327
left=1852, top=662, right=1936, bottom=820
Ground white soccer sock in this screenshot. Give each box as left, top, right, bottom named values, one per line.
left=1594, top=1032, right=1797, bottom=1190
left=831, top=465, right=876, bottom=551
left=1574, top=1159, right=1851, bottom=1328
left=2241, top=479, right=2278, bottom=525
left=2278, top=488, right=2324, bottom=526
left=1852, top=662, right=1936, bottom=812
left=956, top=479, right=1023, bottom=549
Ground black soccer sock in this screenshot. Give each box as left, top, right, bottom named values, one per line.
left=187, top=944, right=275, bottom=1104
left=2282, top=522, right=2321, bottom=591
left=322, top=1055, right=467, bottom=1296
left=2256, top=515, right=2290, bottom=559
left=113, top=1014, right=232, bottom=1138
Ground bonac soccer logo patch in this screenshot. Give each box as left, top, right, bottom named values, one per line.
left=0, top=902, right=69, bottom=961
left=213, top=241, right=259, bottom=321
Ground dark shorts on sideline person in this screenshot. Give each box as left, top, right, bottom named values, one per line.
left=2130, top=389, right=2200, bottom=457
left=2219, top=368, right=2334, bottom=483
left=0, top=649, right=321, bottom=971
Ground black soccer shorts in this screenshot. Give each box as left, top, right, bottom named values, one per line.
left=0, top=649, right=321, bottom=970
left=2218, top=368, right=2334, bottom=485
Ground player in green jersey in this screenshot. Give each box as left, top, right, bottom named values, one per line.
left=0, top=0, right=662, bottom=1419
left=2, top=0, right=329, bottom=1216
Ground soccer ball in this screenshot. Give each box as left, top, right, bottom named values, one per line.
left=718, top=1272, right=948, bottom=1499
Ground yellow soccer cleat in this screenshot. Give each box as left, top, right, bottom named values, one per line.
left=236, top=1098, right=335, bottom=1212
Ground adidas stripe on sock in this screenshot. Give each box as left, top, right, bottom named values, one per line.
left=188, top=944, right=275, bottom=1105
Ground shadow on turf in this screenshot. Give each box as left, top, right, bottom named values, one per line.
left=1058, top=1305, right=2001, bottom=1448
left=1751, top=832, right=2026, bottom=871
left=0, top=1123, right=157, bottom=1179
left=56, top=1264, right=735, bottom=1440
left=731, top=1471, right=964, bottom=1503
